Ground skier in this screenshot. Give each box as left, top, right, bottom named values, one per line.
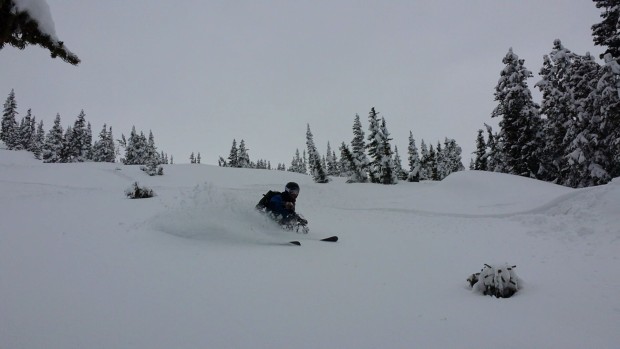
left=256, top=182, right=308, bottom=231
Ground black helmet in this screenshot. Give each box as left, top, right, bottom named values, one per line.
left=285, top=182, right=300, bottom=194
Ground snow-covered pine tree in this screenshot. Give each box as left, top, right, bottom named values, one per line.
left=124, top=127, right=149, bottom=165
left=393, top=145, right=407, bottom=181
left=493, top=48, right=543, bottom=179
left=592, top=1, right=620, bottom=177
left=484, top=123, right=505, bottom=172
left=419, top=139, right=429, bottom=180
left=332, top=150, right=340, bottom=176
left=536, top=42, right=575, bottom=182
left=288, top=148, right=305, bottom=174
left=427, top=144, right=438, bottom=181
left=473, top=129, right=488, bottom=171
left=598, top=53, right=620, bottom=178
left=227, top=139, right=238, bottom=167
left=32, top=120, right=44, bottom=159
left=42, top=114, right=64, bottom=163
left=407, top=131, right=421, bottom=182
left=376, top=118, right=397, bottom=185
left=62, top=125, right=73, bottom=162
left=365, top=108, right=381, bottom=183
left=237, top=139, right=250, bottom=168
left=94, top=124, right=116, bottom=162
left=27, top=114, right=37, bottom=152
left=302, top=149, right=308, bottom=175
left=338, top=142, right=354, bottom=179
left=15, top=108, right=33, bottom=150
left=442, top=138, right=465, bottom=178
left=85, top=122, right=93, bottom=160
left=1, top=89, right=18, bottom=149
left=350, top=113, right=369, bottom=183
left=592, top=0, right=620, bottom=61
left=436, top=141, right=447, bottom=180
left=326, top=142, right=340, bottom=176
left=306, top=124, right=328, bottom=183
left=563, top=52, right=611, bottom=187
left=66, top=110, right=91, bottom=162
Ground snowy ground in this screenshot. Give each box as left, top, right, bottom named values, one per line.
left=1, top=149, right=619, bottom=349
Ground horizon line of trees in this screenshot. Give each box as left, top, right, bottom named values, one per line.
left=217, top=107, right=465, bottom=185
left=1, top=89, right=170, bottom=175
left=471, top=0, right=620, bottom=188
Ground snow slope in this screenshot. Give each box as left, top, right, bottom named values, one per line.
left=1, top=149, right=619, bottom=349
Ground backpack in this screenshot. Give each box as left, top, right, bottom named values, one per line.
left=256, top=190, right=281, bottom=211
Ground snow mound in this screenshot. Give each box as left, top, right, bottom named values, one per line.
left=427, top=170, right=574, bottom=216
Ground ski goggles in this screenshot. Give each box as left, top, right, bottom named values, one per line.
left=286, top=188, right=300, bottom=195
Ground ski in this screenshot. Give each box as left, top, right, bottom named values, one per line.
left=320, top=236, right=338, bottom=242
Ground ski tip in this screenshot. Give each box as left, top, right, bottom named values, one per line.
left=289, top=241, right=301, bottom=246
left=320, top=236, right=338, bottom=242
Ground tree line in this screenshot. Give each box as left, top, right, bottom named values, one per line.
left=1, top=89, right=169, bottom=175
left=218, top=107, right=465, bottom=184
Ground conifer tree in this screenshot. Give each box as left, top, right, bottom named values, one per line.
left=302, top=150, right=308, bottom=175
left=563, top=52, right=611, bottom=187
left=419, top=140, right=429, bottom=180
left=237, top=139, right=250, bottom=168
left=407, top=131, right=421, bottom=182
left=436, top=141, right=447, bottom=180
left=65, top=110, right=91, bottom=162
left=306, top=124, right=328, bottom=183
left=597, top=54, right=620, bottom=178
left=326, top=142, right=340, bottom=176
left=393, top=146, right=407, bottom=180
left=493, top=48, right=543, bottom=178
left=536, top=42, right=575, bottom=182
left=350, top=114, right=370, bottom=182
left=338, top=142, right=354, bottom=179
left=32, top=119, right=44, bottom=159
left=92, top=124, right=116, bottom=162
left=427, top=144, right=438, bottom=180
left=365, top=108, right=381, bottom=183
left=376, top=118, right=397, bottom=184
left=473, top=129, right=487, bottom=171
left=442, top=138, right=465, bottom=178
left=484, top=124, right=505, bottom=172
left=227, top=139, right=238, bottom=167
left=592, top=0, right=620, bottom=61
left=42, top=114, right=64, bottom=163
left=16, top=108, right=33, bottom=150
left=1, top=89, right=18, bottom=149
left=124, top=127, right=149, bottom=165
left=288, top=148, right=306, bottom=174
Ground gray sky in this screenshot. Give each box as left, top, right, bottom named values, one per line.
left=0, top=0, right=604, bottom=166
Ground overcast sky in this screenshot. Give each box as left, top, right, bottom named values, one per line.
left=0, top=0, right=604, bottom=166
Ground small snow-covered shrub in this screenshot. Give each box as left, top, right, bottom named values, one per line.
left=468, top=263, right=520, bottom=298
left=125, top=182, right=155, bottom=199
left=140, top=164, right=164, bottom=176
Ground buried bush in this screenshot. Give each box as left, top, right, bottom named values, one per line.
left=467, top=263, right=521, bottom=298
left=125, top=182, right=155, bottom=199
